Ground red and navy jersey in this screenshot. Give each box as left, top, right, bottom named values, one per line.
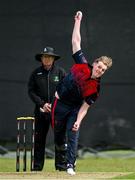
left=56, top=50, right=100, bottom=106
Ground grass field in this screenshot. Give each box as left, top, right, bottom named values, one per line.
left=1, top=150, right=135, bottom=179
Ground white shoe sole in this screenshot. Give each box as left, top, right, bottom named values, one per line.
left=67, top=168, right=76, bottom=175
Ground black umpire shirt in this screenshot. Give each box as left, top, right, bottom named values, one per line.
left=28, top=64, right=66, bottom=109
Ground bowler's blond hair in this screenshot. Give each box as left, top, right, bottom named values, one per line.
left=94, top=56, right=112, bottom=69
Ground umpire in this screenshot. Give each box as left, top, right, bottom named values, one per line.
left=28, top=47, right=66, bottom=171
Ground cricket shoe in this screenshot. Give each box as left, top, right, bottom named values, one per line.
left=67, top=168, right=76, bottom=175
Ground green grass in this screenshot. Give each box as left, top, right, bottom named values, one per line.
left=1, top=151, right=135, bottom=179
left=77, top=157, right=135, bottom=172
left=1, top=156, right=135, bottom=172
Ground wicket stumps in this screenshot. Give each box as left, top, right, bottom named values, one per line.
left=16, top=116, right=35, bottom=172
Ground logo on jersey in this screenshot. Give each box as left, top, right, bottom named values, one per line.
left=53, top=76, right=59, bottom=82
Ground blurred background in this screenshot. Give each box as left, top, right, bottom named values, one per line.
left=0, top=0, right=135, bottom=153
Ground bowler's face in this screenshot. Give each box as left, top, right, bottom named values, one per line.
left=41, top=55, right=55, bottom=70
left=92, top=61, right=107, bottom=79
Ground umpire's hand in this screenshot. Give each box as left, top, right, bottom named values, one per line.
left=43, top=103, right=51, bottom=113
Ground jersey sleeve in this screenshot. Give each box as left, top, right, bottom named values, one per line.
left=72, top=50, right=88, bottom=64
left=84, top=93, right=99, bottom=106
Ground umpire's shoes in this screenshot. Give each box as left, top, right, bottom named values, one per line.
left=56, top=164, right=67, bottom=171
left=33, top=168, right=42, bottom=171
left=33, top=165, right=42, bottom=171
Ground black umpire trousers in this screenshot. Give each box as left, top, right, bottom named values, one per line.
left=33, top=108, right=51, bottom=171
